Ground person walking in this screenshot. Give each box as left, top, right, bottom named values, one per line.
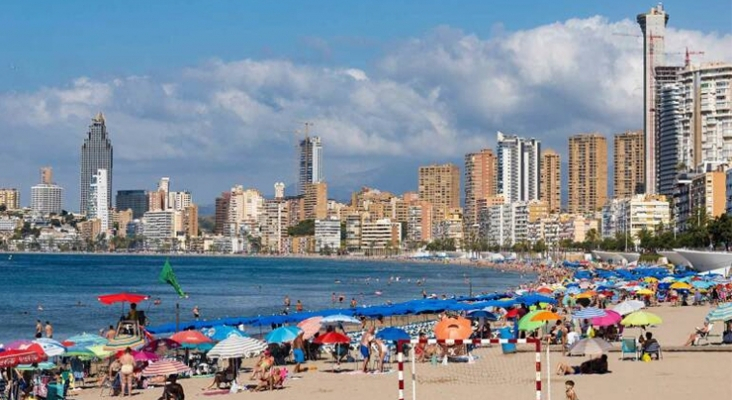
left=44, top=321, right=53, bottom=338
left=119, top=347, right=136, bottom=396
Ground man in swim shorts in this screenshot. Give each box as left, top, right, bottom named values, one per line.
left=360, top=327, right=375, bottom=372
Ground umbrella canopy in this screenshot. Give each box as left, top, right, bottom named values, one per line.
left=98, top=293, right=149, bottom=305
left=170, top=330, right=214, bottom=346
left=670, top=282, right=692, bottom=290
left=467, top=310, right=498, bottom=321
left=4, top=340, right=33, bottom=350
left=116, top=350, right=159, bottom=362
left=204, top=326, right=246, bottom=342
left=434, top=316, right=472, bottom=340
left=16, top=362, right=58, bottom=371
left=576, top=291, right=597, bottom=299
left=706, top=303, right=732, bottom=322
left=66, top=333, right=107, bottom=346
left=141, top=338, right=181, bottom=353
left=0, top=344, right=47, bottom=368
left=568, top=338, right=613, bottom=356
left=313, top=331, right=350, bottom=345
left=530, top=311, right=562, bottom=322
left=207, top=336, right=267, bottom=359
left=635, top=289, right=655, bottom=296
left=265, top=326, right=302, bottom=344
left=504, top=308, right=519, bottom=318
left=141, top=360, right=191, bottom=377
left=86, top=345, right=114, bottom=359
left=297, top=316, right=323, bottom=340
left=33, top=339, right=67, bottom=357
left=611, top=300, right=645, bottom=316
left=518, top=310, right=547, bottom=332
left=591, top=310, right=622, bottom=327
left=320, top=314, right=361, bottom=325
left=376, top=327, right=410, bottom=342
left=572, top=307, right=607, bottom=319
left=621, top=311, right=663, bottom=327
left=536, top=287, right=553, bottom=294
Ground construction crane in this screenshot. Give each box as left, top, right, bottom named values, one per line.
left=684, top=47, right=705, bottom=67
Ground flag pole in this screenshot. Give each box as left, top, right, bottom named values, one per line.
left=176, top=302, right=180, bottom=333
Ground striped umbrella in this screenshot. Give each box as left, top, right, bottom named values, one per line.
left=141, top=360, right=191, bottom=377
left=297, top=316, right=323, bottom=340
left=207, top=336, right=267, bottom=359
left=611, top=300, right=645, bottom=316
left=320, top=314, right=361, bottom=325
left=66, top=333, right=107, bottom=346
left=33, top=339, right=67, bottom=357
left=568, top=338, right=613, bottom=356
left=572, top=307, right=607, bottom=319
left=706, top=303, right=732, bottom=322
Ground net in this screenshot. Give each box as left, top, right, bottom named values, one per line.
left=397, top=338, right=542, bottom=400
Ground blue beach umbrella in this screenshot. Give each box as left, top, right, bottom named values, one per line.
left=691, top=281, right=715, bottom=289
left=706, top=303, right=732, bottom=322
left=265, top=326, right=302, bottom=344
left=467, top=310, right=498, bottom=321
left=572, top=307, right=607, bottom=319
left=376, top=327, right=410, bottom=342
left=204, top=326, right=247, bottom=341
left=320, top=314, right=361, bottom=325
left=67, top=333, right=107, bottom=346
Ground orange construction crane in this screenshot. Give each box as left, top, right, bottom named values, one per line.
left=684, top=47, right=705, bottom=67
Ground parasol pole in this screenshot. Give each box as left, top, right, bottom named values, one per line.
left=176, top=303, right=180, bottom=333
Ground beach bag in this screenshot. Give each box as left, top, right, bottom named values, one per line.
left=642, top=353, right=651, bottom=362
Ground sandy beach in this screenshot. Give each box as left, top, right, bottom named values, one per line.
left=64, top=303, right=731, bottom=400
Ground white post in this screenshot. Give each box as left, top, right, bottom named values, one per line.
left=546, top=344, right=551, bottom=400
left=411, top=343, right=417, bottom=400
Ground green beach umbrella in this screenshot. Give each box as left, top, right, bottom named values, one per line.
left=17, top=362, right=58, bottom=371
left=621, top=311, right=663, bottom=327
left=706, top=303, right=732, bottom=322
left=518, top=310, right=546, bottom=332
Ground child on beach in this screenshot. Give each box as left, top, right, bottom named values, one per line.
left=565, top=380, right=578, bottom=400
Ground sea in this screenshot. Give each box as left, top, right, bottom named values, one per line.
left=0, top=254, right=532, bottom=343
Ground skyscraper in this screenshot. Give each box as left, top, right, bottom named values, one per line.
left=116, top=190, right=149, bottom=219
left=637, top=3, right=669, bottom=194
left=568, top=133, right=608, bottom=214
left=80, top=112, right=113, bottom=214
left=464, top=149, right=497, bottom=230
left=31, top=167, right=63, bottom=215
left=418, top=164, right=460, bottom=221
left=41, top=167, right=53, bottom=185
left=89, top=169, right=109, bottom=232
left=540, top=149, right=561, bottom=213
left=298, top=136, right=323, bottom=195
left=657, top=83, right=684, bottom=197
left=496, top=132, right=541, bottom=203
left=614, top=130, right=645, bottom=199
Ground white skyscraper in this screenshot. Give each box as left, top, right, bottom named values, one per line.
left=637, top=3, right=669, bottom=194
left=31, top=184, right=64, bottom=216
left=89, top=169, right=109, bottom=233
left=497, top=131, right=541, bottom=203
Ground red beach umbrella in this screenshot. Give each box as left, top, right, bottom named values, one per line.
left=98, top=293, right=149, bottom=305
left=313, top=332, right=350, bottom=345
left=505, top=308, right=519, bottom=318
left=0, top=344, right=47, bottom=368
left=141, top=360, right=191, bottom=377
left=170, top=330, right=213, bottom=345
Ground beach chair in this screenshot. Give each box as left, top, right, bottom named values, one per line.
left=643, top=342, right=662, bottom=360
left=620, top=338, right=639, bottom=361
left=694, top=324, right=715, bottom=346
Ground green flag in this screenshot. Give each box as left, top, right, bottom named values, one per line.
left=159, top=259, right=186, bottom=298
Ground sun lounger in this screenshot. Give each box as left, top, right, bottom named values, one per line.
left=643, top=342, right=662, bottom=360
left=620, top=338, right=639, bottom=361
left=694, top=324, right=716, bottom=346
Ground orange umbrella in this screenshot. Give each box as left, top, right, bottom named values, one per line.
left=297, top=316, right=323, bottom=340
left=537, top=287, right=553, bottom=294
left=576, top=291, right=597, bottom=299
left=530, top=311, right=562, bottom=322
left=434, top=316, right=472, bottom=340
left=170, top=330, right=213, bottom=345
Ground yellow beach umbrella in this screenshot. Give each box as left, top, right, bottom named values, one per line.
left=576, top=291, right=596, bottom=299
left=644, top=277, right=658, bottom=283
left=670, top=282, right=692, bottom=290
left=635, top=288, right=655, bottom=295
left=621, top=311, right=663, bottom=327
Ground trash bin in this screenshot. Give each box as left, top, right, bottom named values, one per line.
left=500, top=327, right=516, bottom=354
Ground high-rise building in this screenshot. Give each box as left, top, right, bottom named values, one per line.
left=168, top=191, right=192, bottom=211
left=637, top=3, right=669, bottom=194
left=40, top=167, right=53, bottom=185
left=183, top=204, right=199, bottom=238
left=418, top=164, right=460, bottom=221
left=0, top=189, right=20, bottom=210
left=31, top=183, right=64, bottom=215
left=274, top=182, right=285, bottom=199
left=540, top=149, right=561, bottom=213
left=726, top=168, right=732, bottom=215
left=80, top=112, right=113, bottom=214
left=690, top=171, right=728, bottom=220
left=303, top=182, right=328, bottom=220
left=614, top=130, right=645, bottom=199
left=116, top=190, right=149, bottom=219
left=464, top=149, right=497, bottom=230
left=298, top=136, right=323, bottom=195
left=88, top=169, right=109, bottom=232
left=568, top=133, right=608, bottom=214
left=214, top=192, right=231, bottom=235
left=496, top=132, right=541, bottom=203
left=657, top=83, right=684, bottom=197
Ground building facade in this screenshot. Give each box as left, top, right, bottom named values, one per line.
left=540, top=149, right=561, bottom=213
left=303, top=182, right=328, bottom=221
left=727, top=168, right=732, bottom=214
left=690, top=171, right=728, bottom=220
left=360, top=218, right=401, bottom=252
left=657, top=83, right=684, bottom=197
left=30, top=184, right=64, bottom=215
left=80, top=112, right=113, bottom=214
left=418, top=164, right=460, bottom=222
left=142, top=210, right=175, bottom=249
left=568, top=133, right=608, bottom=214
left=464, top=149, right=497, bottom=230
left=497, top=132, right=541, bottom=204
left=299, top=136, right=323, bottom=195
left=614, top=130, right=645, bottom=199
left=116, top=190, right=149, bottom=219
left=617, top=195, right=671, bottom=245
left=0, top=189, right=20, bottom=210
left=315, top=219, right=341, bottom=252
left=88, top=169, right=109, bottom=233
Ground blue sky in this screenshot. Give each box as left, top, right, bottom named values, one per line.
left=0, top=1, right=730, bottom=211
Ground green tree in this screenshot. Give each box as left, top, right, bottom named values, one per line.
left=709, top=213, right=732, bottom=250
left=287, top=219, right=315, bottom=236
left=532, top=239, right=548, bottom=254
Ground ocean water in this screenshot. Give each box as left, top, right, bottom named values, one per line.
left=0, top=254, right=530, bottom=343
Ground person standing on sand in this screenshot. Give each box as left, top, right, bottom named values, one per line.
left=360, top=327, right=375, bottom=373
left=45, top=321, right=53, bottom=338
left=119, top=347, right=136, bottom=396
left=292, top=331, right=306, bottom=373
left=35, top=320, right=42, bottom=338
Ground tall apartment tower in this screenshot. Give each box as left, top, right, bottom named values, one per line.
left=568, top=133, right=608, bottom=214
left=464, top=149, right=497, bottom=229
left=80, top=112, right=113, bottom=214
left=614, top=130, right=645, bottom=199
left=496, top=131, right=541, bottom=203
left=637, top=3, right=669, bottom=194
left=298, top=136, right=323, bottom=195
left=31, top=167, right=64, bottom=216
left=41, top=167, right=53, bottom=185
left=540, top=149, right=561, bottom=213
left=89, top=169, right=110, bottom=232
left=418, top=164, right=460, bottom=221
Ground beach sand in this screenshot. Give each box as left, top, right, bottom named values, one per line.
left=70, top=303, right=731, bottom=400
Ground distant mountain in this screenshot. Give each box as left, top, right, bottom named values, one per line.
left=197, top=204, right=216, bottom=216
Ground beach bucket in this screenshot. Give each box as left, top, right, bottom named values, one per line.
left=499, top=327, right=516, bottom=354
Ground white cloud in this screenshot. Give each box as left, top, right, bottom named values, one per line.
left=0, top=16, right=730, bottom=207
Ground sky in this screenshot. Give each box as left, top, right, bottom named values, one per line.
left=1, top=1, right=731, bottom=212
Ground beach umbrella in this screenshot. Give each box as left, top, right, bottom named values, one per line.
left=591, top=310, right=622, bottom=327
left=536, top=287, right=553, bottom=295
left=66, top=333, right=107, bottom=346
left=572, top=307, right=607, bottom=319
left=706, top=304, right=732, bottom=322
left=0, top=344, right=47, bottom=368
left=170, top=330, right=214, bottom=347
left=64, top=344, right=96, bottom=359
left=313, top=332, right=351, bottom=345
left=86, top=345, right=114, bottom=359
left=670, top=282, right=692, bottom=290
left=207, top=336, right=267, bottom=359
left=115, top=350, right=159, bottom=362
left=265, top=326, right=302, bottom=344
left=434, top=316, right=472, bottom=340
left=141, top=359, right=191, bottom=377
left=297, top=316, right=323, bottom=340
left=518, top=310, right=546, bottom=332
left=467, top=310, right=498, bottom=321
left=97, top=293, right=150, bottom=305
left=320, top=314, right=361, bottom=325
left=576, top=291, right=597, bottom=299
left=504, top=308, right=519, bottom=318
left=141, top=338, right=181, bottom=353
left=692, top=281, right=715, bottom=289
left=530, top=311, right=562, bottom=323
left=635, top=289, right=655, bottom=296
left=621, top=311, right=663, bottom=327
left=204, top=325, right=246, bottom=342
left=568, top=338, right=613, bottom=356
left=33, top=339, right=67, bottom=357
left=611, top=300, right=645, bottom=316
left=376, top=327, right=410, bottom=342
left=16, top=362, right=57, bottom=371
left=3, top=340, right=33, bottom=350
